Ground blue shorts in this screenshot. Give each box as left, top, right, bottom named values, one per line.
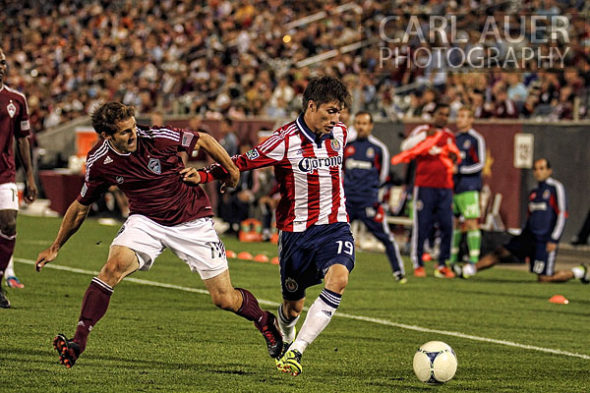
left=278, top=222, right=355, bottom=300
left=504, top=229, right=556, bottom=276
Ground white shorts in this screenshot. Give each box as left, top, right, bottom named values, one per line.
left=111, top=215, right=228, bottom=280
left=0, top=183, right=18, bottom=211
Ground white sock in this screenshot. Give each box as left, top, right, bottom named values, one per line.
left=572, top=266, right=584, bottom=279
left=290, top=289, right=341, bottom=354
left=5, top=256, right=15, bottom=278
left=277, top=304, right=300, bottom=343
left=463, top=263, right=477, bottom=276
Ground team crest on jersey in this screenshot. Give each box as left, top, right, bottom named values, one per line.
left=543, top=190, right=550, bottom=199
left=116, top=176, right=124, bottom=184
left=463, top=140, right=471, bottom=149
left=285, top=277, right=298, bottom=292
left=366, top=147, right=375, bottom=158
left=330, top=139, right=341, bottom=151
left=6, top=101, right=16, bottom=118
left=246, top=148, right=259, bottom=160
left=147, top=158, right=161, bottom=174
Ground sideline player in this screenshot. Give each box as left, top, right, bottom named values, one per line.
left=343, top=111, right=406, bottom=283
left=392, top=103, right=459, bottom=278
left=449, top=107, right=486, bottom=269
left=35, top=102, right=282, bottom=368
left=457, top=158, right=589, bottom=283
left=0, top=48, right=37, bottom=308
left=195, top=77, right=353, bottom=376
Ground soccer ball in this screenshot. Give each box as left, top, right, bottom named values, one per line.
left=412, top=341, right=457, bottom=384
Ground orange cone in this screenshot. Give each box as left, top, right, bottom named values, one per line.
left=237, top=251, right=253, bottom=261
left=548, top=295, right=569, bottom=304
left=422, top=253, right=432, bottom=262
left=253, top=254, right=269, bottom=263
left=271, top=257, right=280, bottom=265
left=226, top=250, right=237, bottom=259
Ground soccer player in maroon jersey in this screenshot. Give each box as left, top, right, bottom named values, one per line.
left=192, top=77, right=353, bottom=376
left=35, top=102, right=282, bottom=368
left=0, top=48, right=37, bottom=308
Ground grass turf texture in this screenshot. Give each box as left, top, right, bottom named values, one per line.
left=1, top=215, right=588, bottom=392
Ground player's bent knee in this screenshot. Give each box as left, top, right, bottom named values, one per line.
left=283, top=301, right=304, bottom=319
left=0, top=221, right=16, bottom=237
left=325, top=265, right=349, bottom=293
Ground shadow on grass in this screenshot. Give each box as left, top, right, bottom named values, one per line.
left=3, top=347, right=256, bottom=375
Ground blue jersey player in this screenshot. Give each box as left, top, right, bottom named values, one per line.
left=343, top=111, right=406, bottom=283
left=458, top=158, right=589, bottom=284
left=450, top=107, right=486, bottom=267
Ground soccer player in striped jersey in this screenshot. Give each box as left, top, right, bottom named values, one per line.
left=35, top=102, right=283, bottom=368
left=458, top=158, right=589, bottom=283
left=195, top=77, right=353, bottom=376
left=0, top=48, right=37, bottom=308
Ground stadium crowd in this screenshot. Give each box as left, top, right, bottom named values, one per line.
left=0, top=0, right=588, bottom=136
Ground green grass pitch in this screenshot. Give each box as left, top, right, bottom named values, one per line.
left=1, top=216, right=588, bottom=392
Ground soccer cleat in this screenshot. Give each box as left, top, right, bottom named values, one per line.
left=394, top=273, right=408, bottom=284
left=277, top=349, right=303, bottom=376
left=580, top=264, right=590, bottom=284
left=434, top=266, right=456, bottom=279
left=0, top=287, right=10, bottom=309
left=53, top=334, right=81, bottom=369
left=413, top=266, right=426, bottom=277
left=6, top=276, right=24, bottom=289
left=257, top=312, right=283, bottom=358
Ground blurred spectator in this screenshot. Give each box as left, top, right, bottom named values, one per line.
left=219, top=118, right=239, bottom=157
left=0, top=0, right=587, bottom=131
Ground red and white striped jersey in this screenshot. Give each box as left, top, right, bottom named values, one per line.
left=207, top=116, right=349, bottom=232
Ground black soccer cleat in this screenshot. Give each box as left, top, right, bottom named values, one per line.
left=0, top=287, right=10, bottom=309
left=257, top=312, right=284, bottom=358
left=53, top=334, right=81, bottom=369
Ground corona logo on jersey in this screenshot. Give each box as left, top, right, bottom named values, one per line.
left=297, top=155, right=342, bottom=173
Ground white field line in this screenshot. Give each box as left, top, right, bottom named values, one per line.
left=16, top=258, right=590, bottom=361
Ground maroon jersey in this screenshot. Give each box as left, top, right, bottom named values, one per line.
left=0, top=85, right=31, bottom=184
left=77, top=126, right=213, bottom=226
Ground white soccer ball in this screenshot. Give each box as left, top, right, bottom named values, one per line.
left=412, top=341, right=457, bottom=384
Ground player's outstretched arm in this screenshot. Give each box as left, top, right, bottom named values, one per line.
left=195, top=133, right=239, bottom=188
left=36, top=200, right=91, bottom=271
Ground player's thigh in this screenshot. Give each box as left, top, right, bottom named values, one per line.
left=0, top=183, right=19, bottom=211
left=278, top=230, right=317, bottom=301
left=503, top=233, right=530, bottom=263
left=111, top=215, right=166, bottom=271
left=99, top=245, right=141, bottom=285
left=0, top=183, right=18, bottom=234
left=530, top=241, right=555, bottom=275
left=455, top=191, right=480, bottom=219
left=313, top=223, right=355, bottom=274
left=165, top=217, right=229, bottom=280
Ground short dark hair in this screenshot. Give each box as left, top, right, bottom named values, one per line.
left=535, top=158, right=551, bottom=169
left=433, top=102, right=450, bottom=113
left=355, top=111, right=373, bottom=123
left=91, top=102, right=135, bottom=135
left=302, top=76, right=351, bottom=113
